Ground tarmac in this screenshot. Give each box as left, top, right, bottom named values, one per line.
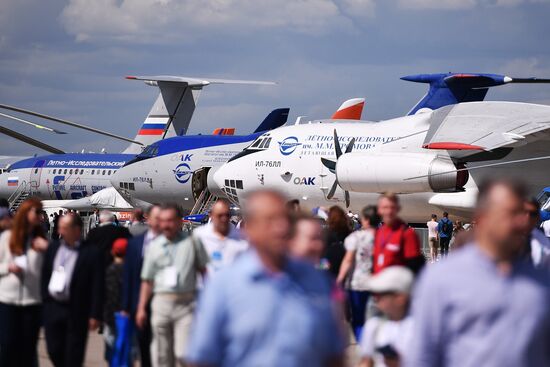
left=38, top=329, right=105, bottom=367
left=37, top=328, right=360, bottom=366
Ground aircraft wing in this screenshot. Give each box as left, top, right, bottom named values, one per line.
left=423, top=102, right=550, bottom=156
left=0, top=125, right=65, bottom=154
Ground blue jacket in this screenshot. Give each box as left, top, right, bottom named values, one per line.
left=121, top=233, right=146, bottom=316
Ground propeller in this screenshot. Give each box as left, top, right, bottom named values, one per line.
left=320, top=129, right=355, bottom=207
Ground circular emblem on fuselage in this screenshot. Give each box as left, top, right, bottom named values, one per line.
left=278, top=136, right=302, bottom=156
left=174, top=163, right=192, bottom=184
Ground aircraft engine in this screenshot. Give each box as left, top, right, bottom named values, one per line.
left=335, top=152, right=468, bottom=194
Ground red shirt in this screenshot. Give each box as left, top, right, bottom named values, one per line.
left=373, top=219, right=422, bottom=274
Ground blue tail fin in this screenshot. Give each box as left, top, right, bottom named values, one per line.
left=253, top=108, right=290, bottom=133
left=402, top=73, right=550, bottom=115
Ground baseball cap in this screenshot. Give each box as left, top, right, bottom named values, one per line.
left=367, top=266, right=414, bottom=294
left=112, top=238, right=128, bottom=257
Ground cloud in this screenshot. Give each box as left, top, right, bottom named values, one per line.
left=60, top=0, right=377, bottom=43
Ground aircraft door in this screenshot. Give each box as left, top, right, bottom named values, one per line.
left=192, top=167, right=210, bottom=201
left=29, top=160, right=46, bottom=194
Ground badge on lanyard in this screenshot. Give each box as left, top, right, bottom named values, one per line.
left=13, top=255, right=28, bottom=271
left=163, top=266, right=178, bottom=288
left=49, top=266, right=67, bottom=293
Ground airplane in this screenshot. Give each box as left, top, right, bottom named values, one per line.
left=0, top=75, right=275, bottom=205
left=212, top=74, right=550, bottom=222
left=98, top=107, right=290, bottom=208
left=109, top=98, right=366, bottom=209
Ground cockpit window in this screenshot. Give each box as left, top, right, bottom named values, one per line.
left=227, top=135, right=271, bottom=163
left=248, top=135, right=271, bottom=151
left=141, top=144, right=159, bottom=157
left=122, top=143, right=160, bottom=167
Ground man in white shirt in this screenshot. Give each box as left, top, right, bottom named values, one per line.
left=193, top=199, right=248, bottom=274
left=359, top=266, right=414, bottom=367
left=426, top=214, right=439, bottom=263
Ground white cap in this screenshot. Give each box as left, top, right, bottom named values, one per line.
left=367, top=266, right=414, bottom=294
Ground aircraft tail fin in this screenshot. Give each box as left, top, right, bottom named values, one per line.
left=331, top=98, right=365, bottom=120
left=123, top=75, right=276, bottom=154
left=253, top=108, right=290, bottom=133
left=402, top=73, right=550, bottom=115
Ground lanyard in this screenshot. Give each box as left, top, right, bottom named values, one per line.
left=163, top=242, right=178, bottom=265
left=379, top=225, right=402, bottom=250
left=58, top=243, right=77, bottom=269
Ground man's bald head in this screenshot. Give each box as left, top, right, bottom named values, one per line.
left=59, top=213, right=82, bottom=245
left=210, top=199, right=232, bottom=236
left=242, top=190, right=288, bottom=222
left=241, top=190, right=291, bottom=268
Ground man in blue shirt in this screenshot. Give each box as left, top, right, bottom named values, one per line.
left=186, top=190, right=345, bottom=367
left=437, top=211, right=453, bottom=257
left=405, top=180, right=550, bottom=367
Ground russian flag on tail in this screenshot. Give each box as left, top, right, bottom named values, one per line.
left=138, top=117, right=169, bottom=136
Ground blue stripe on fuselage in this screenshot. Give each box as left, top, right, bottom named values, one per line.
left=154, top=134, right=262, bottom=157
left=8, top=134, right=263, bottom=171
left=8, top=153, right=133, bottom=170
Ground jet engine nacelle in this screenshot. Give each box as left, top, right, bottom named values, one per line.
left=336, top=153, right=468, bottom=194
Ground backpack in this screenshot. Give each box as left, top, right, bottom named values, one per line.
left=441, top=219, right=451, bottom=235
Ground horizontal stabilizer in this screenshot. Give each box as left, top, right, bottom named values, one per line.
left=126, top=75, right=276, bottom=87
left=331, top=98, right=365, bottom=120
left=403, top=73, right=550, bottom=115
left=123, top=75, right=277, bottom=154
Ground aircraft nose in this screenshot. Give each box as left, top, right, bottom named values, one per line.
left=212, top=164, right=228, bottom=191
left=110, top=166, right=128, bottom=190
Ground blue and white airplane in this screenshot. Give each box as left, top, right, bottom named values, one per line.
left=0, top=75, right=275, bottom=202
left=110, top=107, right=292, bottom=207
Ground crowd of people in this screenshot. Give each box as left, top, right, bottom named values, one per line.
left=0, top=178, right=548, bottom=367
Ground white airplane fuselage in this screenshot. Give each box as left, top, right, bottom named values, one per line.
left=212, top=113, right=550, bottom=222
left=0, top=153, right=132, bottom=200
left=110, top=135, right=260, bottom=208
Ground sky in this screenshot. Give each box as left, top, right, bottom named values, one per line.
left=1, top=0, right=550, bottom=156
